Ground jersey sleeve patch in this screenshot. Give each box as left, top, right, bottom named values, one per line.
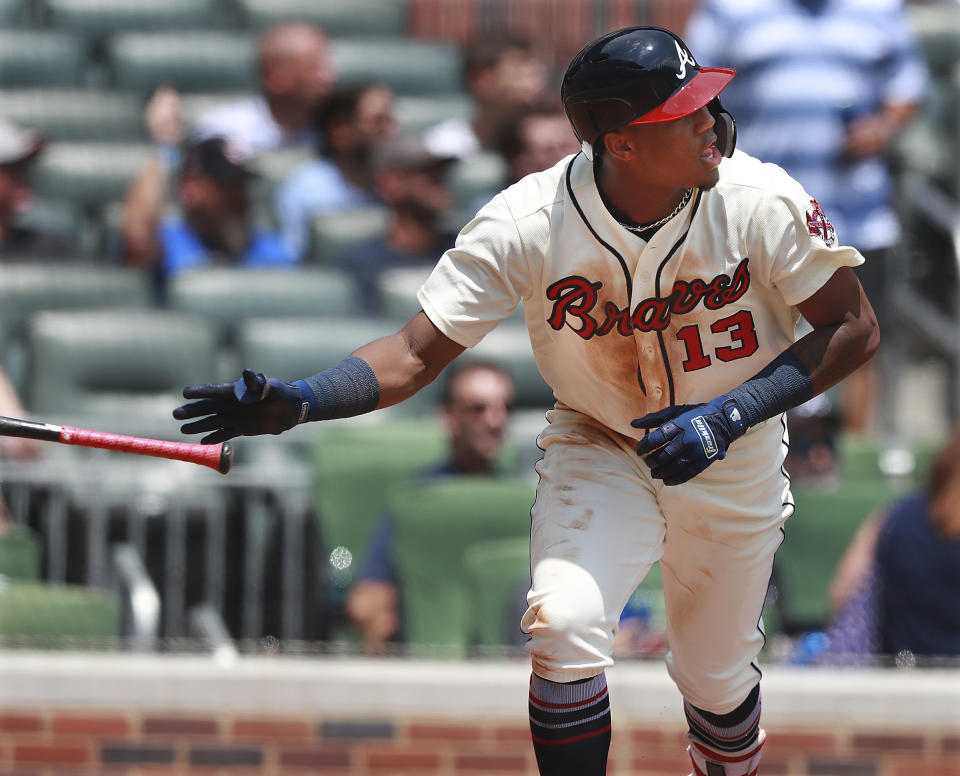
left=805, top=199, right=836, bottom=247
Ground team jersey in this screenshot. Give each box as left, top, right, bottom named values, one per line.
left=418, top=149, right=862, bottom=441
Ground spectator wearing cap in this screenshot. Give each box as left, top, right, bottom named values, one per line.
left=275, top=83, right=397, bottom=261
left=0, top=118, right=68, bottom=261
left=338, top=132, right=456, bottom=315
left=123, top=136, right=294, bottom=299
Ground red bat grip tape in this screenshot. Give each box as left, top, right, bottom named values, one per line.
left=59, top=426, right=228, bottom=472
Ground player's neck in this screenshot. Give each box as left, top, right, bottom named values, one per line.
left=597, top=160, right=690, bottom=226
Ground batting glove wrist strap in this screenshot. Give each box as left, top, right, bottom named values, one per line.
left=726, top=349, right=814, bottom=428
left=296, top=356, right=381, bottom=422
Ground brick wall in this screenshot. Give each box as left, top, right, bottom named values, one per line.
left=0, top=711, right=959, bottom=775
left=0, top=654, right=957, bottom=775
left=407, top=0, right=700, bottom=65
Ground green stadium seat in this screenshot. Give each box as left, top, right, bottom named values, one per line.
left=774, top=480, right=903, bottom=633
left=395, top=94, right=473, bottom=133
left=907, top=4, right=960, bottom=79
left=836, top=434, right=933, bottom=488
left=32, top=142, right=152, bottom=209
left=0, top=581, right=120, bottom=648
left=390, top=476, right=535, bottom=655
left=0, top=524, right=41, bottom=582
left=0, top=263, right=152, bottom=393
left=377, top=265, right=433, bottom=322
left=107, top=32, right=257, bottom=94
left=0, top=89, right=144, bottom=142
left=0, top=31, right=87, bottom=87
left=308, top=206, right=389, bottom=267
left=166, top=268, right=357, bottom=338
left=13, top=198, right=86, bottom=253
left=311, top=420, right=448, bottom=608
left=448, top=151, right=507, bottom=211
left=46, top=0, right=222, bottom=35
left=463, top=535, right=529, bottom=651
left=0, top=264, right=151, bottom=328
left=330, top=38, right=462, bottom=96
left=25, top=308, right=217, bottom=421
left=239, top=0, right=410, bottom=37
left=236, top=315, right=397, bottom=381
left=0, top=0, right=35, bottom=27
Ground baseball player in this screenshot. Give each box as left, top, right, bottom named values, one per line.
left=175, top=27, right=879, bottom=776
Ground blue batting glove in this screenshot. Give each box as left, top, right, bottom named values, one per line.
left=174, top=368, right=309, bottom=444
left=631, top=396, right=746, bottom=485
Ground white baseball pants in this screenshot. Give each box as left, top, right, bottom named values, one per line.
left=521, top=407, right=792, bottom=713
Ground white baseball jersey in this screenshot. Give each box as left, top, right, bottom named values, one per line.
left=418, top=148, right=861, bottom=440
left=417, top=148, right=864, bottom=707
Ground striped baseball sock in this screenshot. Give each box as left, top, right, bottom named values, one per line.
left=684, top=684, right=765, bottom=776
left=528, top=672, right=611, bottom=776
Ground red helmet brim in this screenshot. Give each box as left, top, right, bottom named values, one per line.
left=627, top=67, right=736, bottom=125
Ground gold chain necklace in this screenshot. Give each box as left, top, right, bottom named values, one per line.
left=622, top=187, right=693, bottom=234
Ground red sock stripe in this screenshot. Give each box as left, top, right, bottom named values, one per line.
left=528, top=687, right=608, bottom=710
left=530, top=723, right=612, bottom=747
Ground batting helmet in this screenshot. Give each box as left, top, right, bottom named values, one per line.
left=562, top=26, right=737, bottom=160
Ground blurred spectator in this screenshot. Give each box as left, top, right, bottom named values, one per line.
left=0, top=119, right=68, bottom=261
left=685, top=0, right=929, bottom=434
left=121, top=22, right=336, bottom=265
left=784, top=394, right=842, bottom=489
left=275, top=83, right=397, bottom=261
left=123, top=136, right=294, bottom=298
left=338, top=132, right=456, bottom=315
left=613, top=580, right=668, bottom=659
left=424, top=35, right=550, bottom=159
left=495, top=102, right=581, bottom=185
left=345, top=360, right=516, bottom=654
left=143, top=22, right=336, bottom=156
left=816, top=422, right=960, bottom=663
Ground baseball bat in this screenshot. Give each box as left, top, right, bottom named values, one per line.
left=0, top=415, right=233, bottom=474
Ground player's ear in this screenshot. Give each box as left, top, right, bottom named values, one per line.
left=602, top=129, right=634, bottom=161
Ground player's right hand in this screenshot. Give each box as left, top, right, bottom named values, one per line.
left=631, top=395, right=746, bottom=485
left=174, top=368, right=308, bottom=444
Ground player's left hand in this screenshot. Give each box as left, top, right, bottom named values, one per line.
left=174, top=368, right=306, bottom=444
left=632, top=396, right=746, bottom=485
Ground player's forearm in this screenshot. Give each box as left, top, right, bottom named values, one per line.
left=351, top=312, right=466, bottom=410
left=726, top=314, right=878, bottom=431
left=787, top=314, right=879, bottom=396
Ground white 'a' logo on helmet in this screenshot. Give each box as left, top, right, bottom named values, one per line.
left=674, top=40, right=697, bottom=80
